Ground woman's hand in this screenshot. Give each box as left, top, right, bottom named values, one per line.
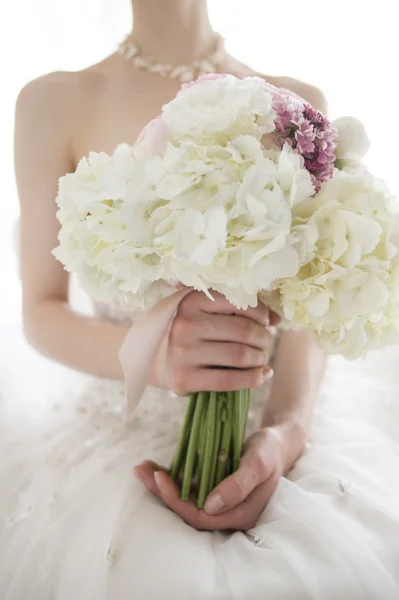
left=134, top=423, right=304, bottom=531
left=151, top=291, right=279, bottom=394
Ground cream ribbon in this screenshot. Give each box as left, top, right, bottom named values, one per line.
left=118, top=287, right=193, bottom=421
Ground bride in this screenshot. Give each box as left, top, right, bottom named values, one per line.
left=2, top=0, right=399, bottom=598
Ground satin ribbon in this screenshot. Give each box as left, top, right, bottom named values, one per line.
left=119, top=287, right=193, bottom=422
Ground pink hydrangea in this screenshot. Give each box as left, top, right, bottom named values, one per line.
left=270, top=89, right=338, bottom=190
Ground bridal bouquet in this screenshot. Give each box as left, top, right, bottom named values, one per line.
left=54, top=74, right=399, bottom=507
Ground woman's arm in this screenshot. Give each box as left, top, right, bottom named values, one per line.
left=262, top=330, right=327, bottom=470
left=15, top=73, right=128, bottom=379
left=15, top=74, right=274, bottom=386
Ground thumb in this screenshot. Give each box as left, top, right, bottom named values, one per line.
left=203, top=452, right=267, bottom=516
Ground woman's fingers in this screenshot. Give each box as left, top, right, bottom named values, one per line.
left=135, top=464, right=206, bottom=525
left=170, top=312, right=274, bottom=393
left=172, top=365, right=273, bottom=396
left=168, top=291, right=277, bottom=395
left=133, top=460, right=167, bottom=497
left=183, top=341, right=269, bottom=369
left=217, top=472, right=280, bottom=531
left=203, top=313, right=272, bottom=349
left=203, top=450, right=272, bottom=515
left=136, top=464, right=279, bottom=531
left=179, top=291, right=270, bottom=327
left=172, top=312, right=272, bottom=350
left=198, top=473, right=279, bottom=531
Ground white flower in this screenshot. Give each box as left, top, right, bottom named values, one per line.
left=310, top=200, right=382, bottom=269
left=278, top=169, right=399, bottom=357
left=54, top=124, right=318, bottom=311
left=53, top=78, right=399, bottom=359
left=133, top=117, right=170, bottom=159
left=174, top=141, right=315, bottom=306
left=162, top=75, right=276, bottom=144
left=273, top=144, right=315, bottom=208
left=53, top=146, right=166, bottom=310
left=333, top=116, right=370, bottom=168
left=174, top=208, right=227, bottom=265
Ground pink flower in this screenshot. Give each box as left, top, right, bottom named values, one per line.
left=134, top=116, right=170, bottom=158
left=270, top=89, right=338, bottom=191
left=295, top=119, right=316, bottom=154
left=269, top=88, right=303, bottom=132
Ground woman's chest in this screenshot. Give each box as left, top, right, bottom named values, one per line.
left=72, top=75, right=181, bottom=164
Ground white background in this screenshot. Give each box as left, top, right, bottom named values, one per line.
left=0, top=0, right=398, bottom=324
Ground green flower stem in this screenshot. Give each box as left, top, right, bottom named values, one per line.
left=243, top=388, right=251, bottom=440
left=173, top=387, right=252, bottom=502
left=170, top=393, right=197, bottom=482
left=232, top=390, right=244, bottom=472
left=197, top=391, right=217, bottom=509
left=181, top=392, right=207, bottom=501
left=215, top=394, right=233, bottom=486
left=196, top=398, right=209, bottom=484
left=192, top=439, right=199, bottom=486
left=207, top=394, right=224, bottom=495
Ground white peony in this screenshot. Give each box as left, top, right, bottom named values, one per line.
left=162, top=75, right=276, bottom=144
left=333, top=116, right=370, bottom=169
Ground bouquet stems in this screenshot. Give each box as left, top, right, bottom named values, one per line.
left=170, top=389, right=251, bottom=508
left=197, top=391, right=217, bottom=508
left=215, top=396, right=233, bottom=486
left=180, top=392, right=207, bottom=500
left=207, top=398, right=223, bottom=493
left=170, top=393, right=196, bottom=481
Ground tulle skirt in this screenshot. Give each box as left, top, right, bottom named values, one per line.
left=1, top=331, right=399, bottom=599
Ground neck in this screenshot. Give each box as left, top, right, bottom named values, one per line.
left=130, top=0, right=216, bottom=65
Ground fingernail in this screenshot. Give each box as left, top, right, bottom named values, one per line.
left=263, top=368, right=274, bottom=381
left=133, top=468, right=145, bottom=484
left=204, top=492, right=225, bottom=515
left=154, top=471, right=165, bottom=491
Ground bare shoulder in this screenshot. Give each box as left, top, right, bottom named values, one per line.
left=228, top=57, right=327, bottom=113
left=15, top=58, right=112, bottom=128
left=16, top=71, right=81, bottom=124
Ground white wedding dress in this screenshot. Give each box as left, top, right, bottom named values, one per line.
left=1, top=302, right=399, bottom=600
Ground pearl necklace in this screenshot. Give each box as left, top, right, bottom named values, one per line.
left=118, top=34, right=226, bottom=84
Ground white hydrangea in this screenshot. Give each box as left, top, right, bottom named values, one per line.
left=173, top=208, right=228, bottom=266
left=135, top=137, right=316, bottom=308
left=54, top=134, right=316, bottom=310
left=54, top=75, right=399, bottom=359
left=53, top=145, right=169, bottom=310
left=277, top=169, right=399, bottom=357
left=162, top=75, right=276, bottom=144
